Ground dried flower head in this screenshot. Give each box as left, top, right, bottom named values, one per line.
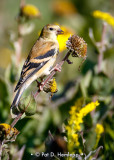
left=43, top=78, right=58, bottom=94
left=66, top=35, right=87, bottom=59
left=66, top=35, right=87, bottom=58
left=66, top=35, right=87, bottom=70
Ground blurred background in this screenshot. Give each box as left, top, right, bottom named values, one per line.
left=0, top=0, right=114, bottom=159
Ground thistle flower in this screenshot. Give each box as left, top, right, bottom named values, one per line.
left=66, top=35, right=87, bottom=59
left=43, top=78, right=58, bottom=93
left=21, top=4, right=41, bottom=18
left=93, top=10, right=114, bottom=27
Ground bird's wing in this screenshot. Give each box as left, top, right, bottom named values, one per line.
left=14, top=40, right=58, bottom=92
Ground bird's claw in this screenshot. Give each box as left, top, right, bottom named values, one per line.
left=36, top=80, right=44, bottom=91
left=36, top=80, right=41, bottom=88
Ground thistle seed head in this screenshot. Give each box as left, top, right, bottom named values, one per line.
left=66, top=35, right=87, bottom=59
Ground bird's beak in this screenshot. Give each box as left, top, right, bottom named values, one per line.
left=57, top=28, right=64, bottom=35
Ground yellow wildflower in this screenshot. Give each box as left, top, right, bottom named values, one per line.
left=94, top=124, right=104, bottom=149
left=65, top=100, right=99, bottom=152
left=72, top=133, right=80, bottom=147
left=52, top=0, right=77, bottom=16
left=50, top=78, right=58, bottom=93
left=93, top=10, right=114, bottom=27
left=69, top=106, right=76, bottom=115
left=95, top=124, right=104, bottom=135
left=80, top=101, right=99, bottom=117
left=22, top=4, right=41, bottom=18
left=57, top=25, right=75, bottom=52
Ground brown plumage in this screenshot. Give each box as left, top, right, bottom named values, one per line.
left=11, top=24, right=64, bottom=118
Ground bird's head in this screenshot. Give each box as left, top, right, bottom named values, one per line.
left=40, top=24, right=64, bottom=40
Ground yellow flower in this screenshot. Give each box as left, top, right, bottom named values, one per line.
left=94, top=123, right=104, bottom=149
left=95, top=124, right=104, bottom=135
left=22, top=4, right=41, bottom=18
left=52, top=0, right=77, bottom=16
left=65, top=100, right=99, bottom=152
left=72, top=133, right=80, bottom=147
left=93, top=10, right=114, bottom=27
left=57, top=25, right=75, bottom=52
left=50, top=78, right=58, bottom=93
left=69, top=106, right=76, bottom=115
left=80, top=101, right=99, bottom=117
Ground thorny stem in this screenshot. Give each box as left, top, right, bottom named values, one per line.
left=98, top=22, right=107, bottom=73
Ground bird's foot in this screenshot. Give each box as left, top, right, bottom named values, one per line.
left=36, top=80, right=41, bottom=88
left=36, top=80, right=44, bottom=91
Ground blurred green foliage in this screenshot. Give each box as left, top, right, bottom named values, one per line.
left=0, top=0, right=114, bottom=160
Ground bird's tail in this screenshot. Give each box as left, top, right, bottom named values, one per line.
left=10, top=86, right=25, bottom=118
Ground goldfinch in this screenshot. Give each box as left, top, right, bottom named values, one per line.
left=11, top=24, right=64, bottom=111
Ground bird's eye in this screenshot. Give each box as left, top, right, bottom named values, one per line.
left=49, top=27, right=54, bottom=31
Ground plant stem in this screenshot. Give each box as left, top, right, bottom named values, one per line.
left=15, top=0, right=26, bottom=66
left=11, top=113, right=23, bottom=128
left=98, top=22, right=107, bottom=73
